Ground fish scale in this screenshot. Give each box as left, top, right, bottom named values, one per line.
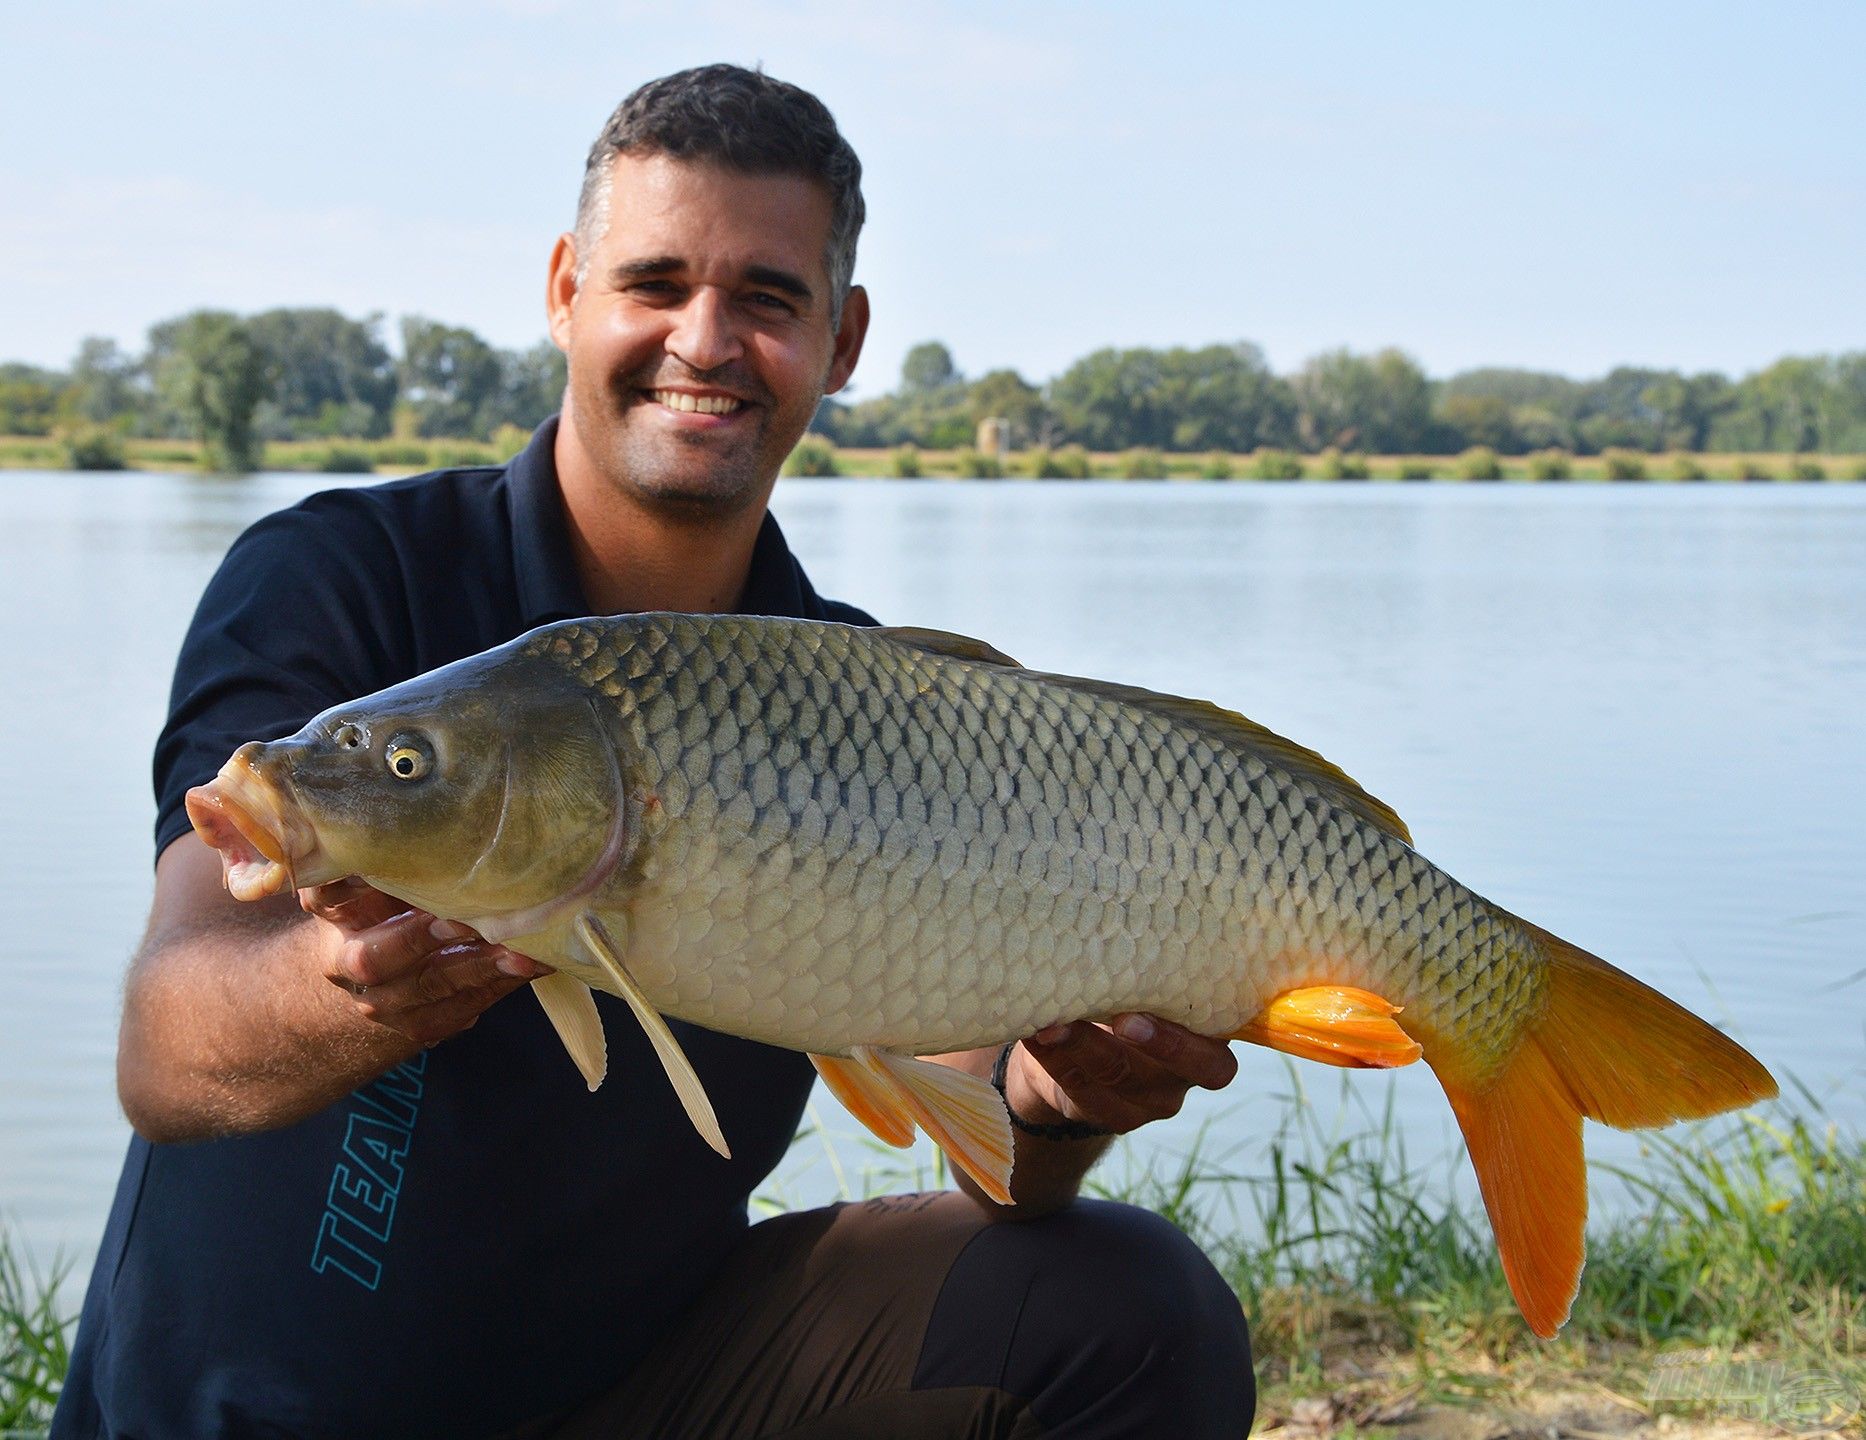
left=525, top=616, right=1543, bottom=1064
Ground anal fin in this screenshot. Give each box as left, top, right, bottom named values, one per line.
left=851, top=1046, right=1015, bottom=1206
left=810, top=1053, right=916, bottom=1148
left=530, top=972, right=608, bottom=1091
left=1232, top=985, right=1423, bottom=1068
left=575, top=914, right=730, bottom=1160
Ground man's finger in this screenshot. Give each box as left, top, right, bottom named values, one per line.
left=1109, top=1013, right=1240, bottom=1091
left=329, top=908, right=444, bottom=990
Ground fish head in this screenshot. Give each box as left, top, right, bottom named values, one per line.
left=186, top=648, right=632, bottom=924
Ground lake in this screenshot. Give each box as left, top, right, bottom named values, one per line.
left=2, top=470, right=1861, bottom=1300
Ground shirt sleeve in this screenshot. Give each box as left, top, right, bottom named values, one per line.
left=152, top=495, right=414, bottom=861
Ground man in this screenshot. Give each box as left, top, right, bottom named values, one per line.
left=56, top=66, right=1253, bottom=1438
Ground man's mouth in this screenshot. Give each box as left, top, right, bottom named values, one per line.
left=646, top=389, right=745, bottom=416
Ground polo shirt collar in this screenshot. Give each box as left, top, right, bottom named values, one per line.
left=504, top=414, right=819, bottom=624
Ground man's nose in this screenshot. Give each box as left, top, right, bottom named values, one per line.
left=665, top=288, right=744, bottom=373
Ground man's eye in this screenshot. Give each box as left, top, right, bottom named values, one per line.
left=748, top=291, right=795, bottom=313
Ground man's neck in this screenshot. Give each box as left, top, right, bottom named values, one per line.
left=553, top=429, right=769, bottom=616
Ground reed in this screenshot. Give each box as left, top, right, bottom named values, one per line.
left=0, top=1226, right=71, bottom=1433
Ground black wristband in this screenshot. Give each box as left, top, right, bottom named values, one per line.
left=989, top=1042, right=1113, bottom=1142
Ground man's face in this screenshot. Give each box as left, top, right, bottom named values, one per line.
left=548, top=152, right=867, bottom=518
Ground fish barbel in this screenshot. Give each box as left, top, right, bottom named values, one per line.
left=186, top=614, right=1776, bottom=1336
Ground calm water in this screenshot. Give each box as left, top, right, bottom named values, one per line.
left=3, top=471, right=1862, bottom=1298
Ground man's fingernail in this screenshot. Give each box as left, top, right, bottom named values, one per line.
left=1116, top=1014, right=1156, bottom=1044
left=496, top=954, right=536, bottom=979
left=430, top=919, right=474, bottom=942
left=1033, top=1023, right=1072, bottom=1046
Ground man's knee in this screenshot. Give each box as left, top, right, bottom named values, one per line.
left=917, top=1199, right=1254, bottom=1437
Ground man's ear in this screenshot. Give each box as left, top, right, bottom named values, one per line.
left=546, top=233, right=580, bottom=352
left=824, top=285, right=870, bottom=396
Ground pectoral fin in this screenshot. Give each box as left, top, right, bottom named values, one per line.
left=1232, top=985, right=1424, bottom=1068
left=839, top=1047, right=1015, bottom=1206
left=530, top=972, right=607, bottom=1091
left=575, top=915, right=730, bottom=1159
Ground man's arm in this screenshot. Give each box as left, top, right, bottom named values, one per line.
left=933, top=1017, right=1240, bottom=1217
left=119, top=835, right=548, bottom=1143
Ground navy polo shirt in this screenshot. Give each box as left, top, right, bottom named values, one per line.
left=57, top=419, right=877, bottom=1439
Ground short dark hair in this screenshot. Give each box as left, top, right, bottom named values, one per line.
left=575, top=64, right=865, bottom=322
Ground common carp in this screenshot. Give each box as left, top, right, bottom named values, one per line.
left=186, top=614, right=1776, bottom=1336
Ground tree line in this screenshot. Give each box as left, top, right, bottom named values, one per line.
left=818, top=340, right=1866, bottom=457
left=0, top=309, right=566, bottom=472
left=4, top=313, right=1862, bottom=475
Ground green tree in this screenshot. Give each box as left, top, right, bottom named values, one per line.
left=399, top=316, right=502, bottom=438
left=967, top=368, right=1049, bottom=447
left=66, top=338, right=143, bottom=426
left=0, top=363, right=67, bottom=436
left=900, top=340, right=959, bottom=394
left=245, top=308, right=398, bottom=439
left=485, top=341, right=567, bottom=434
left=1294, top=348, right=1432, bottom=453
left=1640, top=371, right=1733, bottom=451
left=151, top=311, right=272, bottom=473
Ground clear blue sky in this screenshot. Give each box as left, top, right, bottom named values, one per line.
left=3, top=1, right=1861, bottom=395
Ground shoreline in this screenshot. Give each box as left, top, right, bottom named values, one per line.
left=3, top=434, right=1864, bottom=483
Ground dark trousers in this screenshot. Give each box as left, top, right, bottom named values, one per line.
left=520, top=1192, right=1255, bottom=1439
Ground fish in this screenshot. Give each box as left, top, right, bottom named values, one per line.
left=185, top=613, right=1777, bottom=1336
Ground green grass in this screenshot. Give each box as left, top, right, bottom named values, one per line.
left=0, top=1227, right=72, bottom=1434
left=1081, top=1076, right=1863, bottom=1427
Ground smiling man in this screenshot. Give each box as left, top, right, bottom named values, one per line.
left=55, top=66, right=1253, bottom=1439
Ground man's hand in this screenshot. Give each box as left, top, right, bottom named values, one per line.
left=301, top=877, right=552, bottom=1048
left=1005, top=1013, right=1239, bottom=1135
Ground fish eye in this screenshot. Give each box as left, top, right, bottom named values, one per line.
left=332, top=722, right=366, bottom=750
left=385, top=735, right=433, bottom=782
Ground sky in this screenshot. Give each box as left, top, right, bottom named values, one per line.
left=2, top=1, right=1862, bottom=398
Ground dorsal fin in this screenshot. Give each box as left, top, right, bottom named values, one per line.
left=875, top=626, right=1021, bottom=669
left=1025, top=671, right=1414, bottom=846
left=871, top=624, right=1411, bottom=846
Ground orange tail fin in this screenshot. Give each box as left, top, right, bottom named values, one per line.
left=1432, top=923, right=1777, bottom=1337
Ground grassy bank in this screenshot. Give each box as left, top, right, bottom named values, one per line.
left=0, top=1229, right=69, bottom=1436
left=6, top=1097, right=1860, bottom=1435
left=4, top=432, right=1866, bottom=483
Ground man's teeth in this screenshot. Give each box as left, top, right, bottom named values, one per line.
left=651, top=390, right=743, bottom=415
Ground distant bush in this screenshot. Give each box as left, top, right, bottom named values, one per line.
left=1668, top=454, right=1707, bottom=481
left=953, top=448, right=1002, bottom=478
left=1397, top=460, right=1435, bottom=480
left=372, top=442, right=434, bottom=467
left=1199, top=451, right=1233, bottom=480
left=783, top=437, right=839, bottom=477
left=1602, top=449, right=1647, bottom=481
left=889, top=444, right=922, bottom=478
left=432, top=444, right=498, bottom=468
left=1847, top=457, right=1866, bottom=481
left=1026, top=447, right=1064, bottom=478
left=1788, top=458, right=1827, bottom=481
left=1119, top=447, right=1166, bottom=479
left=490, top=423, right=532, bottom=458
left=1525, top=449, right=1572, bottom=480
left=1457, top=446, right=1503, bottom=481
left=1247, top=448, right=1303, bottom=480
left=60, top=424, right=127, bottom=471
left=1052, top=444, right=1093, bottom=479
left=1314, top=448, right=1369, bottom=480
left=1735, top=457, right=1775, bottom=481
left=316, top=446, right=376, bottom=474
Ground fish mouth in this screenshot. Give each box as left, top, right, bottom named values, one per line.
left=185, top=744, right=322, bottom=901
